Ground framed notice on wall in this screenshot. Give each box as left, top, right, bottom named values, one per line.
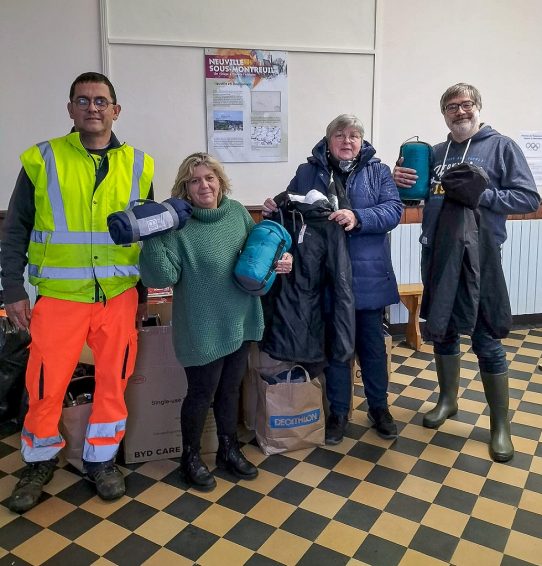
left=205, top=48, right=288, bottom=163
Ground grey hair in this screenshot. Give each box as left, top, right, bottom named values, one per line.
left=440, top=83, right=482, bottom=114
left=325, top=114, right=365, bottom=141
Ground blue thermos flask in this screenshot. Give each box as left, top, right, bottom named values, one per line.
left=398, top=136, right=431, bottom=202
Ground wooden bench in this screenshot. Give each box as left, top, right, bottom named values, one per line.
left=398, top=283, right=424, bottom=350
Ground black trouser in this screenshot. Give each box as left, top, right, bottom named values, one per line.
left=181, top=342, right=250, bottom=449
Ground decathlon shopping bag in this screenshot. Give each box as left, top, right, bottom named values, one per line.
left=234, top=220, right=292, bottom=296
left=242, top=344, right=294, bottom=431
left=255, top=365, right=325, bottom=455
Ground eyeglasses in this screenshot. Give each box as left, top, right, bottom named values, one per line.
left=444, top=101, right=475, bottom=114
left=332, top=132, right=362, bottom=142
left=72, top=96, right=114, bottom=111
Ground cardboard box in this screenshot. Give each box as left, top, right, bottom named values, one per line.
left=123, top=325, right=187, bottom=463
left=79, top=299, right=174, bottom=365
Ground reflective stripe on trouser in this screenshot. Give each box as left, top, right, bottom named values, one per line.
left=21, top=288, right=139, bottom=463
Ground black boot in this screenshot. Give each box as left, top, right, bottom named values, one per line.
left=423, top=354, right=461, bottom=428
left=180, top=445, right=217, bottom=491
left=8, top=458, right=57, bottom=513
left=84, top=460, right=125, bottom=501
left=216, top=435, right=258, bottom=480
left=325, top=413, right=349, bottom=445
left=480, top=371, right=514, bottom=462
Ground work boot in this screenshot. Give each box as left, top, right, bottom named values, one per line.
left=181, top=445, right=217, bottom=491
left=368, top=406, right=398, bottom=440
left=325, top=413, right=349, bottom=445
left=481, top=371, right=514, bottom=462
left=84, top=460, right=126, bottom=500
left=8, top=459, right=57, bottom=513
left=423, top=353, right=461, bottom=428
left=216, top=435, right=258, bottom=479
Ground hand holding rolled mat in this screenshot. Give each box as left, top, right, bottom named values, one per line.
left=107, top=198, right=192, bottom=244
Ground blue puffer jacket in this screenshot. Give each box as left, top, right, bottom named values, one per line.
left=287, top=138, right=402, bottom=310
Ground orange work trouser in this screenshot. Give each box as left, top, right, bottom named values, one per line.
left=21, top=288, right=138, bottom=463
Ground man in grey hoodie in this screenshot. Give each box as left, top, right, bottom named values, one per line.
left=394, top=82, right=540, bottom=462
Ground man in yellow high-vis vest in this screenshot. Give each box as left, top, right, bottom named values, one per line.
left=0, top=72, right=154, bottom=513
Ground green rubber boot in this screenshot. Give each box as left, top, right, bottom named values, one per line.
left=480, top=371, right=514, bottom=462
left=423, top=354, right=461, bottom=429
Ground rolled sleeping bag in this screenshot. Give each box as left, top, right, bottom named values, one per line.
left=398, top=136, right=432, bottom=202
left=107, top=198, right=192, bottom=244
left=234, top=219, right=292, bottom=296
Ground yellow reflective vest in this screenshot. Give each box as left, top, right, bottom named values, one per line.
left=21, top=132, right=154, bottom=303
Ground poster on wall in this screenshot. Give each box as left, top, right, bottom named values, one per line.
left=205, top=48, right=288, bottom=162
left=518, top=131, right=542, bottom=190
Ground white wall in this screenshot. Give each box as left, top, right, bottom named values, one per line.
left=0, top=0, right=102, bottom=208
left=2, top=0, right=542, bottom=205
left=376, top=0, right=542, bottom=167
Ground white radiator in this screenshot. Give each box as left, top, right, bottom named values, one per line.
left=389, top=219, right=542, bottom=324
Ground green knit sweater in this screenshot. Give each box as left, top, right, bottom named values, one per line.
left=139, top=197, right=264, bottom=367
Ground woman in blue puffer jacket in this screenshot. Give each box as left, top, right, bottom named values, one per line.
left=263, top=114, right=402, bottom=444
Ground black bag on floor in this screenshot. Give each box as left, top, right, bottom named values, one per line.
left=0, top=316, right=30, bottom=424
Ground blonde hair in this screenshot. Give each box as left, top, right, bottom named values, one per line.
left=171, top=152, right=231, bottom=201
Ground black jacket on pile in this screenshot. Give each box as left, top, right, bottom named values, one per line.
left=421, top=164, right=512, bottom=341
left=261, top=194, right=355, bottom=368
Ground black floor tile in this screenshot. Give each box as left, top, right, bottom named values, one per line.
left=104, top=533, right=161, bottom=566
left=385, top=492, right=430, bottom=522
left=462, top=389, right=487, bottom=403
left=354, top=533, right=406, bottom=566
left=257, top=454, right=299, bottom=476
left=525, top=472, right=542, bottom=492
left=501, top=555, right=540, bottom=566
left=123, top=471, right=157, bottom=497
left=108, top=499, right=157, bottom=531
left=409, top=459, right=450, bottom=483
left=165, top=524, right=219, bottom=561
left=280, top=508, right=329, bottom=540
left=347, top=441, right=386, bottom=463
left=42, top=543, right=99, bottom=566
left=392, top=396, right=425, bottom=412
left=480, top=479, right=523, bottom=506
left=297, top=543, right=349, bottom=566
left=217, top=485, right=264, bottom=514
left=510, top=422, right=541, bottom=441
left=268, top=478, right=312, bottom=506
left=461, top=517, right=510, bottom=552
left=317, top=471, right=359, bottom=498
left=409, top=377, right=438, bottom=391
left=434, top=485, right=477, bottom=515
left=430, top=431, right=468, bottom=452
left=409, top=525, right=460, bottom=562
left=364, top=465, right=406, bottom=490
left=0, top=517, right=42, bottom=551
left=512, top=508, right=542, bottom=539
left=395, top=365, right=422, bottom=377
left=0, top=555, right=31, bottom=566
left=334, top=500, right=381, bottom=531
left=49, top=508, right=102, bottom=540
left=245, top=554, right=284, bottom=566
left=54, top=479, right=95, bottom=506
left=390, top=436, right=427, bottom=458
left=303, top=447, right=343, bottom=469
left=163, top=491, right=212, bottom=522
left=224, top=517, right=275, bottom=551
left=453, top=453, right=493, bottom=477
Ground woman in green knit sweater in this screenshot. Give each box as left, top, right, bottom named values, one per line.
left=139, top=152, right=291, bottom=491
